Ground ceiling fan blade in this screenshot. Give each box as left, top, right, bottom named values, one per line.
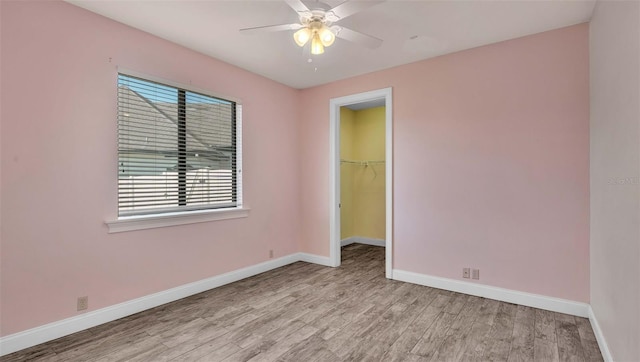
left=240, top=23, right=302, bottom=34
left=285, top=0, right=310, bottom=13
left=335, top=27, right=383, bottom=49
left=329, top=0, right=385, bottom=20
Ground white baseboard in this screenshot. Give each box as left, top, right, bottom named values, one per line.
left=341, top=236, right=386, bottom=247
left=588, top=307, right=613, bottom=362
left=0, top=253, right=305, bottom=357
left=393, top=269, right=590, bottom=318
left=298, top=252, right=335, bottom=267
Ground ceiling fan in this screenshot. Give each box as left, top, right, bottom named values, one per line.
left=240, top=0, right=384, bottom=55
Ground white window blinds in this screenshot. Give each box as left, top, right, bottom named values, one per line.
left=117, top=73, right=240, bottom=217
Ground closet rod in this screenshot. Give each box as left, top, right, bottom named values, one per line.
left=340, top=159, right=385, bottom=166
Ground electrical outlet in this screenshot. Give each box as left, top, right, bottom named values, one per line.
left=463, top=268, right=470, bottom=279
left=472, top=269, right=480, bottom=280
left=269, top=249, right=274, bottom=259
left=77, top=296, right=88, bottom=311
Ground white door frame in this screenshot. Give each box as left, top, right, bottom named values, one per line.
left=329, top=87, right=393, bottom=278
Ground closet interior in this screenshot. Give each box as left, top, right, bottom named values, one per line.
left=339, top=105, right=386, bottom=251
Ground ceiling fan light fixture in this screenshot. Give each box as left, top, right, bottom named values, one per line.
left=293, top=27, right=311, bottom=46
left=311, top=33, right=325, bottom=54
left=241, top=0, right=385, bottom=57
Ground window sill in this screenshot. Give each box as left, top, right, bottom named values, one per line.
left=105, top=207, right=250, bottom=233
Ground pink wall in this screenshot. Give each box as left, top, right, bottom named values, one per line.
left=299, top=24, right=590, bottom=302
left=0, top=1, right=301, bottom=336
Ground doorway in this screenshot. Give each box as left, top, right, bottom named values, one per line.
left=329, top=88, right=393, bottom=278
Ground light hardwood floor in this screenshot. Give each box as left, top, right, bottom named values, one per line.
left=1, top=244, right=603, bottom=361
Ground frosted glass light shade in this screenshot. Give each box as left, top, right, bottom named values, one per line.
left=319, top=27, right=335, bottom=46
left=293, top=28, right=311, bottom=47
left=311, top=33, right=325, bottom=54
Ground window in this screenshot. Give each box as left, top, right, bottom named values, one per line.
left=117, top=73, right=241, bottom=217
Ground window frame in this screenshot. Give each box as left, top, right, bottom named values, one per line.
left=106, top=69, right=248, bottom=233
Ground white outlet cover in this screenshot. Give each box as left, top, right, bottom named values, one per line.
left=472, top=269, right=480, bottom=279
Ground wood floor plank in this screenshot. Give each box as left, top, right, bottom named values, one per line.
left=440, top=296, right=498, bottom=360
left=47, top=330, right=151, bottom=362
left=352, top=298, right=433, bottom=361
left=0, top=346, right=57, bottom=362
left=308, top=348, right=341, bottom=362
left=323, top=305, right=393, bottom=358
left=246, top=324, right=318, bottom=362
left=582, top=339, right=604, bottom=362
left=507, top=306, right=536, bottom=362
left=153, top=330, right=236, bottom=361
left=575, top=316, right=601, bottom=359
left=159, top=318, right=227, bottom=349
left=0, top=245, right=604, bottom=362
left=555, top=313, right=585, bottom=362
left=193, top=343, right=241, bottom=362
left=356, top=300, right=410, bottom=340
left=403, top=353, right=432, bottom=362
left=410, top=311, right=458, bottom=359
left=373, top=298, right=432, bottom=343
left=380, top=296, right=441, bottom=362
left=429, top=296, right=484, bottom=361
left=444, top=293, right=470, bottom=315
left=460, top=319, right=494, bottom=361
left=534, top=338, right=560, bottom=362
left=535, top=309, right=557, bottom=342
left=445, top=295, right=484, bottom=338
left=475, top=298, right=502, bottom=325
left=312, top=299, right=376, bottom=339
left=574, top=318, right=602, bottom=362
left=221, top=337, right=276, bottom=362
left=340, top=336, right=386, bottom=361
left=276, top=334, right=329, bottom=362
left=93, top=334, right=166, bottom=362
left=480, top=303, right=517, bottom=361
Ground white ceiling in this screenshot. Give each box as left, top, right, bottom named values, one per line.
left=67, top=0, right=596, bottom=89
